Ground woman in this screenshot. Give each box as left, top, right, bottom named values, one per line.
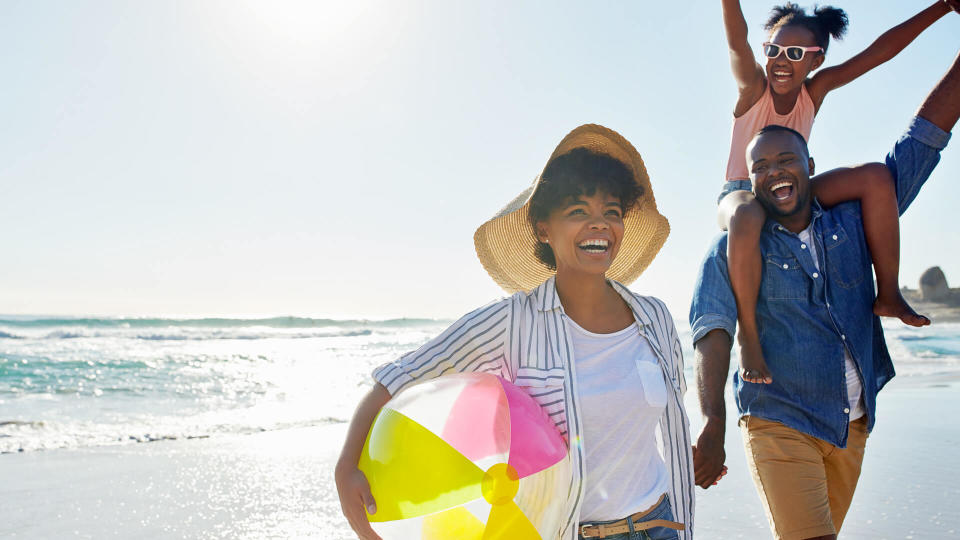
left=336, top=124, right=712, bottom=539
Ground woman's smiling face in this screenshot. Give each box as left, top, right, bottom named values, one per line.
left=535, top=190, right=624, bottom=278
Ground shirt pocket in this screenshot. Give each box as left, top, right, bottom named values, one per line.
left=513, top=366, right=568, bottom=437
left=634, top=360, right=668, bottom=409
left=514, top=366, right=565, bottom=387
left=762, top=254, right=807, bottom=300
left=824, top=225, right=865, bottom=289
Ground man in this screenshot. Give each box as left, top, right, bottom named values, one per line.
left=690, top=51, right=960, bottom=540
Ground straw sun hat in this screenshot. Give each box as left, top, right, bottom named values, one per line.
left=473, top=124, right=670, bottom=294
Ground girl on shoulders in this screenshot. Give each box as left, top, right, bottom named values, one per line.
left=718, top=0, right=958, bottom=384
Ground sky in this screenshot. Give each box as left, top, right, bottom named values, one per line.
left=1, top=0, right=958, bottom=320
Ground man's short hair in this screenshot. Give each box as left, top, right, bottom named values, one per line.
left=754, top=125, right=810, bottom=156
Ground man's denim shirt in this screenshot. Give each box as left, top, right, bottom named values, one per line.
left=690, top=116, right=950, bottom=448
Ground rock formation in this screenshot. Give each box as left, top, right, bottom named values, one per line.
left=919, top=266, right=950, bottom=302
left=901, top=267, right=960, bottom=321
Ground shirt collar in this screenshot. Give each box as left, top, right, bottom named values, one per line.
left=532, top=276, right=653, bottom=328
left=533, top=277, right=563, bottom=313
left=765, top=199, right=824, bottom=234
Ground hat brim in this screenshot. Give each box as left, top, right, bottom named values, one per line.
left=474, top=124, right=670, bottom=294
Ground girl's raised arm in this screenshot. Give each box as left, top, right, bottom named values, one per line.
left=808, top=0, right=958, bottom=109
left=722, top=0, right=766, bottom=113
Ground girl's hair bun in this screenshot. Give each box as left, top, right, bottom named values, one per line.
left=764, top=3, right=849, bottom=52
left=813, top=5, right=849, bottom=40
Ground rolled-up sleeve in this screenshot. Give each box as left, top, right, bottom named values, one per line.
left=372, top=298, right=513, bottom=396
left=889, top=115, right=952, bottom=215
left=689, top=235, right=738, bottom=345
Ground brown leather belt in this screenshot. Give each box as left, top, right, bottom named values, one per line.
left=578, top=494, right=685, bottom=539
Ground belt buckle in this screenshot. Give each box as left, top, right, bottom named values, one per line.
left=579, top=523, right=596, bottom=538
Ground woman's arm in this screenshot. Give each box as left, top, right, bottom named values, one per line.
left=807, top=0, right=956, bottom=109
left=372, top=299, right=512, bottom=396
left=722, top=0, right=766, bottom=114
left=334, top=297, right=514, bottom=539
left=335, top=383, right=391, bottom=540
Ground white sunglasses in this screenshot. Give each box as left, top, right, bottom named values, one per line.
left=762, top=42, right=824, bottom=62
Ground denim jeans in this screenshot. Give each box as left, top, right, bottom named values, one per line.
left=717, top=178, right=752, bottom=204
left=578, top=496, right=679, bottom=540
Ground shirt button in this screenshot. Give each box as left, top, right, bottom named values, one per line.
left=844, top=407, right=850, bottom=414
left=812, top=272, right=819, bottom=278
left=833, top=234, right=839, bottom=240
left=783, top=264, right=789, bottom=269
left=841, top=334, right=846, bottom=340
left=801, top=243, right=807, bottom=249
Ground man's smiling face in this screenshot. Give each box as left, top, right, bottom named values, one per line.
left=747, top=128, right=815, bottom=224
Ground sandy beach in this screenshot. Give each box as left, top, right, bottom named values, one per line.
left=3, top=378, right=957, bottom=539
left=3, top=1, right=959, bottom=538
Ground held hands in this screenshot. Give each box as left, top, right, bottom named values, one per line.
left=946, top=0, right=960, bottom=13
left=693, top=420, right=728, bottom=489
left=335, top=465, right=383, bottom=540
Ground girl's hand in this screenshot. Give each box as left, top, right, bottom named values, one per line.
left=945, top=0, right=960, bottom=14
left=335, top=466, right=383, bottom=540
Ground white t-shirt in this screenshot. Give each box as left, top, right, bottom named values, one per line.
left=798, top=225, right=865, bottom=420
left=568, top=318, right=669, bottom=521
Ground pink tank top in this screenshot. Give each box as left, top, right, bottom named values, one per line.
left=725, top=84, right=815, bottom=181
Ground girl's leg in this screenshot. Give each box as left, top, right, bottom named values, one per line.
left=719, top=190, right=773, bottom=384
left=812, top=163, right=929, bottom=327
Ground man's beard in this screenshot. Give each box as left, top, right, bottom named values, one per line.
left=756, top=184, right=811, bottom=219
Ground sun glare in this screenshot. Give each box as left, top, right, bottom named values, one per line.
left=236, top=0, right=374, bottom=48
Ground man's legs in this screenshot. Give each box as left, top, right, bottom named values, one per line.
left=823, top=417, right=869, bottom=533
left=740, top=416, right=836, bottom=540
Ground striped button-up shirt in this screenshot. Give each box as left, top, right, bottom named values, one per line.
left=373, top=276, right=695, bottom=539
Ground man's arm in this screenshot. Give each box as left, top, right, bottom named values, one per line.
left=693, top=329, right=733, bottom=489
left=689, top=237, right=739, bottom=489
left=916, top=49, right=960, bottom=134
left=887, top=51, right=960, bottom=214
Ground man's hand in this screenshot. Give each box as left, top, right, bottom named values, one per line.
left=693, top=419, right=727, bottom=489
left=335, top=465, right=383, bottom=540
left=945, top=0, right=960, bottom=14
left=693, top=329, right=733, bottom=489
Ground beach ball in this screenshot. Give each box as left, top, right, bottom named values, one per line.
left=358, top=372, right=571, bottom=539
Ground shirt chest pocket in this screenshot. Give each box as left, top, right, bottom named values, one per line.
left=513, top=366, right=568, bottom=435
left=823, top=226, right=865, bottom=289
left=513, top=365, right=565, bottom=387
left=762, top=254, right=808, bottom=300
left=634, top=360, right=668, bottom=409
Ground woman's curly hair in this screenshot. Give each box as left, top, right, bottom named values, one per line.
left=527, top=147, right=642, bottom=270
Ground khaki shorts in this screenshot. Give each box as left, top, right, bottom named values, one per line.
left=740, top=415, right=869, bottom=540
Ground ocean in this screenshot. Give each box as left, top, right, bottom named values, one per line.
left=2, top=315, right=958, bottom=454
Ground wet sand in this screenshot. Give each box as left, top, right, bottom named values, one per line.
left=691, top=379, right=960, bottom=539
left=1, top=380, right=957, bottom=539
